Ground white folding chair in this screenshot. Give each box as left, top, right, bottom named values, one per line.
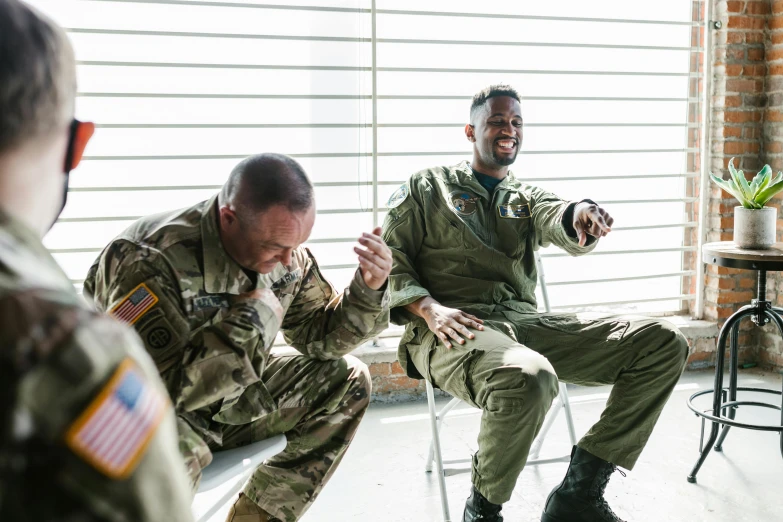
left=425, top=251, right=578, bottom=522
left=192, top=434, right=287, bottom=522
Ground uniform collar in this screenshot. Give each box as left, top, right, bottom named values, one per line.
left=451, top=161, right=520, bottom=197
left=200, top=195, right=288, bottom=294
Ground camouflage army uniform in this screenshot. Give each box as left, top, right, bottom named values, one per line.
left=0, top=210, right=194, bottom=521
left=382, top=161, right=689, bottom=505
left=84, top=195, right=389, bottom=522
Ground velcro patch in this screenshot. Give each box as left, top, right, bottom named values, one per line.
left=110, top=283, right=158, bottom=325
left=65, top=359, right=168, bottom=479
left=498, top=204, right=531, bottom=219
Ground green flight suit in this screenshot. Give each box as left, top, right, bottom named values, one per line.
left=382, top=161, right=689, bottom=505
left=0, top=210, right=194, bottom=521
left=84, top=195, right=389, bottom=522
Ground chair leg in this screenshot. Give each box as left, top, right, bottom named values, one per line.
left=426, top=380, right=451, bottom=522
left=559, top=382, right=578, bottom=446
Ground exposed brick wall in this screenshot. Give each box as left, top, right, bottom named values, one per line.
left=699, top=0, right=783, bottom=370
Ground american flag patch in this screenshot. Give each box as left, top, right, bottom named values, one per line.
left=65, top=359, right=168, bottom=479
left=110, top=283, right=158, bottom=325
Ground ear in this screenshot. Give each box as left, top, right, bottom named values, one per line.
left=465, top=123, right=476, bottom=143
left=69, top=121, right=95, bottom=171
left=219, top=205, right=238, bottom=229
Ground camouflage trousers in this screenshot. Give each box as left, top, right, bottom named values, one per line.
left=178, top=352, right=371, bottom=521
left=408, top=311, right=689, bottom=506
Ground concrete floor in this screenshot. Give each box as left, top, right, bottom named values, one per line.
left=197, top=370, right=783, bottom=522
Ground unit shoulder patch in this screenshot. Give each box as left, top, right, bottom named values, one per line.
left=387, top=184, right=409, bottom=209
left=110, top=283, right=158, bottom=325
left=64, top=359, right=168, bottom=479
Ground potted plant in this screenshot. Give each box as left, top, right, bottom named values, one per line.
left=710, top=158, right=783, bottom=249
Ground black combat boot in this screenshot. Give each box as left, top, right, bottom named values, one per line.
left=541, top=446, right=626, bottom=522
left=463, top=485, right=503, bottom=522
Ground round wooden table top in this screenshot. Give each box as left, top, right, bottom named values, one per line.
left=703, top=241, right=783, bottom=271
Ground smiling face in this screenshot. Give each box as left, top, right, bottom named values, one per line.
left=466, top=95, right=523, bottom=175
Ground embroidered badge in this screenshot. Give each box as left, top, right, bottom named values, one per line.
left=498, top=204, right=531, bottom=219
left=110, top=283, right=158, bottom=325
left=192, top=295, right=229, bottom=312
left=387, top=184, right=409, bottom=209
left=273, top=268, right=303, bottom=289
left=449, top=191, right=480, bottom=216
left=64, top=359, right=168, bottom=479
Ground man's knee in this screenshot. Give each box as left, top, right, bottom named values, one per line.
left=482, top=355, right=559, bottom=414
left=344, top=354, right=372, bottom=408
left=645, top=319, right=690, bottom=372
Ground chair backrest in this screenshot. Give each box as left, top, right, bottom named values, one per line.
left=534, top=251, right=552, bottom=314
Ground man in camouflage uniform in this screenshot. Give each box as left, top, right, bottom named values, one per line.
left=84, top=153, right=392, bottom=522
left=382, top=85, right=689, bottom=522
left=0, top=1, right=195, bottom=520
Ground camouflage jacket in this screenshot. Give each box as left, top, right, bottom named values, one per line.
left=382, top=161, right=597, bottom=377
left=0, top=210, right=193, bottom=521
left=84, top=195, right=389, bottom=446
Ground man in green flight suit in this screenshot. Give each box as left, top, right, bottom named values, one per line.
left=382, top=85, right=689, bottom=522
left=0, top=1, right=194, bottom=520
left=84, top=153, right=392, bottom=522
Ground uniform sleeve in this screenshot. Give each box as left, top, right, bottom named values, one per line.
left=281, top=248, right=389, bottom=361
left=3, top=291, right=194, bottom=522
left=84, top=240, right=281, bottom=413
left=382, top=181, right=431, bottom=326
left=530, top=186, right=598, bottom=257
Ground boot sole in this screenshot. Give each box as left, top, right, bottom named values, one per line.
left=540, top=512, right=567, bottom=522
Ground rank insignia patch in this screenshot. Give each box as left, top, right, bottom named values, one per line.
left=110, top=283, right=158, bottom=325
left=498, top=204, right=531, bottom=219
left=387, top=184, right=409, bottom=209
left=450, top=191, right=480, bottom=216
left=65, top=359, right=167, bottom=479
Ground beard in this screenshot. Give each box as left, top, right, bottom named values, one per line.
left=489, top=144, right=518, bottom=166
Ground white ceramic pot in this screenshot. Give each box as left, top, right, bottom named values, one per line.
left=733, top=206, right=777, bottom=249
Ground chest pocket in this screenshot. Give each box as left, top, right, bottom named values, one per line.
left=494, top=193, right=532, bottom=258
left=425, top=192, right=472, bottom=251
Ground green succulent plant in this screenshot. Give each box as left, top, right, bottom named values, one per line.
left=710, top=158, right=783, bottom=209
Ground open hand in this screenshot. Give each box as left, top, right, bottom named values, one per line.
left=354, top=226, right=392, bottom=290
left=421, top=301, right=484, bottom=349
left=573, top=201, right=613, bottom=247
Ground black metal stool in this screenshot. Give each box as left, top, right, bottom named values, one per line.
left=687, top=241, right=783, bottom=483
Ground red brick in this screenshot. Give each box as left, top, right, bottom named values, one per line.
left=725, top=64, right=743, bottom=76
left=766, top=109, right=783, bottom=121
left=774, top=0, right=783, bottom=13
left=766, top=142, right=783, bottom=153
left=390, top=361, right=405, bottom=374
left=770, top=64, right=783, bottom=75
left=747, top=47, right=765, bottom=61
left=717, top=290, right=754, bottom=305
left=370, top=362, right=391, bottom=376
left=746, top=31, right=765, bottom=44
left=728, top=15, right=766, bottom=29
left=707, top=276, right=737, bottom=290
left=724, top=125, right=742, bottom=138
left=742, top=127, right=760, bottom=139
left=743, top=64, right=767, bottom=76
left=747, top=1, right=770, bottom=15
left=725, top=79, right=763, bottom=92
left=727, top=0, right=745, bottom=13
left=767, top=48, right=783, bottom=62
left=739, top=277, right=757, bottom=288
left=724, top=141, right=760, bottom=154
left=770, top=16, right=783, bottom=29
left=727, top=32, right=745, bottom=44
left=773, top=32, right=783, bottom=45
left=724, top=109, right=762, bottom=122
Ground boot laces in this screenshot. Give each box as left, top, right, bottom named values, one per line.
left=592, top=464, right=626, bottom=522
left=474, top=497, right=503, bottom=522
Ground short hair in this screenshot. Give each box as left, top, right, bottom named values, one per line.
left=470, top=84, right=521, bottom=121
left=220, top=153, right=315, bottom=222
left=0, top=0, right=76, bottom=154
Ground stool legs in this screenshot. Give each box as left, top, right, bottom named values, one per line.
left=715, top=322, right=740, bottom=452
left=687, top=306, right=754, bottom=483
